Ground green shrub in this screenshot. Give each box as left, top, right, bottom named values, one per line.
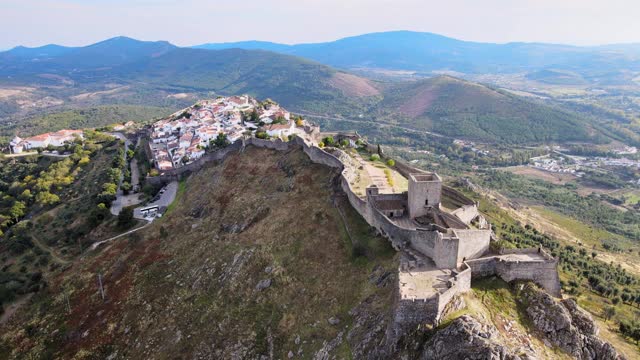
left=370, top=154, right=381, bottom=161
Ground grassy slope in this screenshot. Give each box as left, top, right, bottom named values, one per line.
left=374, top=76, right=596, bottom=144
left=470, top=190, right=640, bottom=357
left=0, top=146, right=396, bottom=359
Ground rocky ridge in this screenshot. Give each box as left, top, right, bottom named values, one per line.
left=520, top=283, right=624, bottom=360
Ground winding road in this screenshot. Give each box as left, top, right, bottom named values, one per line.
left=293, top=110, right=452, bottom=140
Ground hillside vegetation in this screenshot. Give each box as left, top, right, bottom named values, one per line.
left=0, top=105, right=172, bottom=139
left=373, top=76, right=596, bottom=143
left=0, top=146, right=397, bottom=359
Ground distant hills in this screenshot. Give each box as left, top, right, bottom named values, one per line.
left=0, top=35, right=633, bottom=144
left=375, top=76, right=595, bottom=143
left=195, top=30, right=640, bottom=85
left=0, top=37, right=379, bottom=120
left=0, top=36, right=176, bottom=73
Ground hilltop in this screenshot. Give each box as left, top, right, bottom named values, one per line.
left=371, top=76, right=596, bottom=143
left=0, top=146, right=398, bottom=358
left=1, top=141, right=629, bottom=358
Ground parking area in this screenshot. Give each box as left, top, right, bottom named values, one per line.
left=133, top=181, right=178, bottom=220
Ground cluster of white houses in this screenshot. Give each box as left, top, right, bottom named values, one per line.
left=9, top=129, right=84, bottom=154
left=150, top=96, right=297, bottom=171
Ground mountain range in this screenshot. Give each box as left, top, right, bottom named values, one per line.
left=0, top=33, right=638, bottom=144
left=194, top=31, right=640, bottom=81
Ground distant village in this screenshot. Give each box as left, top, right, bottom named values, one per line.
left=9, top=129, right=84, bottom=154
left=530, top=152, right=640, bottom=177
left=149, top=95, right=302, bottom=171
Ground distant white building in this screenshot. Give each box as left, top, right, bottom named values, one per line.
left=266, top=121, right=295, bottom=137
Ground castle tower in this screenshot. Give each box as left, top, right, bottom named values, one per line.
left=407, top=173, right=442, bottom=219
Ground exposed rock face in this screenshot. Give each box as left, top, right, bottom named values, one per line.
left=421, top=315, right=521, bottom=360
left=521, top=284, right=625, bottom=360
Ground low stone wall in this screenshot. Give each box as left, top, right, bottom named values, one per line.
left=466, top=257, right=497, bottom=278
left=392, top=158, right=427, bottom=179
left=496, top=256, right=561, bottom=297
left=442, top=185, right=476, bottom=206
left=147, top=141, right=244, bottom=185
left=393, top=297, right=440, bottom=336
left=466, top=248, right=561, bottom=297
left=436, top=263, right=472, bottom=319
left=247, top=137, right=290, bottom=151
left=450, top=204, right=480, bottom=225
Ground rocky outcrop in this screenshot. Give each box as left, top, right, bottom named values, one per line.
left=421, top=315, right=522, bottom=360
left=520, top=284, right=625, bottom=360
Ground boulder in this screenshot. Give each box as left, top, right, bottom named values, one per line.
left=521, top=283, right=625, bottom=360
left=256, top=279, right=272, bottom=291
left=421, top=315, right=521, bottom=360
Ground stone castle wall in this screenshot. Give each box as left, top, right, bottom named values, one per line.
left=454, top=229, right=491, bottom=263
left=436, top=263, right=472, bottom=317
left=466, top=248, right=561, bottom=297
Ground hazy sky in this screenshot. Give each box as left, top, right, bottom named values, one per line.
left=2, top=0, right=639, bottom=49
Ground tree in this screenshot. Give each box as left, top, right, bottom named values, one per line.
left=121, top=182, right=132, bottom=194
left=318, top=141, right=325, bottom=148
left=18, top=189, right=32, bottom=202
left=295, top=118, right=304, bottom=127
left=324, top=136, right=335, bottom=146
left=213, top=133, right=230, bottom=148
left=340, top=139, right=350, bottom=147
left=9, top=201, right=26, bottom=222
left=370, top=154, right=381, bottom=161
left=35, top=191, right=60, bottom=206
left=612, top=297, right=621, bottom=305
left=78, top=156, right=90, bottom=166
left=386, top=159, right=396, bottom=167
left=250, top=109, right=260, bottom=122
left=603, top=306, right=616, bottom=322
left=117, top=207, right=135, bottom=229
left=108, top=168, right=122, bottom=183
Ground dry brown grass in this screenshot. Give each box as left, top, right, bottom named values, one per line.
left=329, top=72, right=380, bottom=97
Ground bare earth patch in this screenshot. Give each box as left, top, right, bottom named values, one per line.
left=0, top=86, right=35, bottom=99
left=398, top=83, right=438, bottom=117
left=70, top=86, right=130, bottom=101
left=503, top=166, right=575, bottom=185
left=167, top=93, right=193, bottom=99
left=329, top=72, right=380, bottom=97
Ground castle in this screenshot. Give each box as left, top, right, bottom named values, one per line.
left=144, top=100, right=561, bottom=336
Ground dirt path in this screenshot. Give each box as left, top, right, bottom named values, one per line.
left=294, top=110, right=452, bottom=140
left=31, top=234, right=70, bottom=265
left=90, top=221, right=151, bottom=250
left=352, top=152, right=392, bottom=193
